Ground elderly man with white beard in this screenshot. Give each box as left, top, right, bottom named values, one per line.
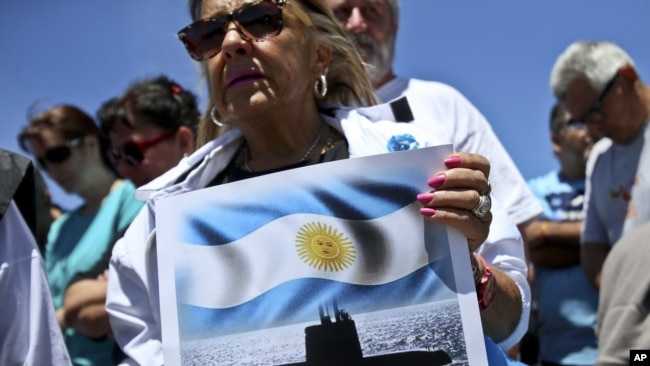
left=324, top=0, right=541, bottom=239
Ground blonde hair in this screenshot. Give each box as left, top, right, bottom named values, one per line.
left=189, top=0, right=378, bottom=147
left=196, top=102, right=220, bottom=147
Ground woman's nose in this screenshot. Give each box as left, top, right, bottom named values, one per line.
left=221, top=24, right=252, bottom=59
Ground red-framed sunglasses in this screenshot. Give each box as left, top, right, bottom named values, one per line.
left=110, top=130, right=177, bottom=166
left=178, top=0, right=286, bottom=61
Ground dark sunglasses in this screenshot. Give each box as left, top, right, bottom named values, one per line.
left=35, top=137, right=84, bottom=170
left=572, top=73, right=618, bottom=125
left=110, top=130, right=177, bottom=166
left=178, top=0, right=285, bottom=61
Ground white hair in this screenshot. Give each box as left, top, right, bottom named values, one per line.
left=550, top=40, right=636, bottom=99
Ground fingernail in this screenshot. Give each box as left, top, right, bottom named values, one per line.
left=427, top=174, right=446, bottom=188
left=420, top=208, right=436, bottom=217
left=417, top=193, right=434, bottom=204
left=444, top=156, right=462, bottom=168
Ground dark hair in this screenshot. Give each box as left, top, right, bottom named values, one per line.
left=97, top=97, right=126, bottom=136
left=18, top=104, right=114, bottom=171
left=108, top=75, right=200, bottom=138
left=549, top=103, right=569, bottom=133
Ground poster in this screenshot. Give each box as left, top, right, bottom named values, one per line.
left=156, top=144, right=488, bottom=365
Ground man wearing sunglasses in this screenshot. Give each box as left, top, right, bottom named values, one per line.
left=524, top=104, right=597, bottom=366
left=62, top=76, right=200, bottom=358
left=550, top=42, right=650, bottom=365
left=550, top=40, right=650, bottom=294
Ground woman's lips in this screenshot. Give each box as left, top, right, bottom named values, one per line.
left=226, top=67, right=265, bottom=89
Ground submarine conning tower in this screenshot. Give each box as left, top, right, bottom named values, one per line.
left=304, top=301, right=363, bottom=365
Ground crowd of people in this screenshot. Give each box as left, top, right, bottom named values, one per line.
left=1, top=1, right=648, bottom=365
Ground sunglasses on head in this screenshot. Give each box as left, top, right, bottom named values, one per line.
left=110, top=130, right=177, bottom=167
left=178, top=0, right=286, bottom=61
left=35, top=137, right=84, bottom=170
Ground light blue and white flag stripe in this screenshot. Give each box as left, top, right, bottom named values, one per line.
left=180, top=177, right=422, bottom=246
left=177, top=264, right=453, bottom=338
left=176, top=203, right=446, bottom=309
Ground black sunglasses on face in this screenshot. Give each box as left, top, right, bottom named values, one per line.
left=35, top=137, right=84, bottom=170
left=110, top=130, right=177, bottom=167
left=572, top=73, right=618, bottom=125
left=178, top=0, right=285, bottom=61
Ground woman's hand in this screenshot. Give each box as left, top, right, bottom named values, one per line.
left=417, top=152, right=492, bottom=251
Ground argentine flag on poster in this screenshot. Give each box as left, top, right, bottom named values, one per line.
left=156, top=144, right=486, bottom=365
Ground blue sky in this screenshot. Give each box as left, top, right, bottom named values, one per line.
left=2, top=1, right=649, bottom=210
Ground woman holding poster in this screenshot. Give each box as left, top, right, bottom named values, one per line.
left=106, top=0, right=529, bottom=364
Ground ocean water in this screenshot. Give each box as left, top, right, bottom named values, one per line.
left=180, top=300, right=469, bottom=365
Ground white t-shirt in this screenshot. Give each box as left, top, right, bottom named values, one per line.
left=0, top=200, right=71, bottom=366
left=377, top=76, right=543, bottom=226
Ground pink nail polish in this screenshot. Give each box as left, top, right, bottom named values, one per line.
left=420, top=208, right=436, bottom=217
left=417, top=193, right=434, bottom=204
left=444, top=156, right=462, bottom=168
left=427, top=174, right=446, bottom=188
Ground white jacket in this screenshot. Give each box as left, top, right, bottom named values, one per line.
left=106, top=101, right=530, bottom=365
left=0, top=201, right=72, bottom=366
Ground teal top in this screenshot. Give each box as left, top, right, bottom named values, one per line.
left=45, top=180, right=144, bottom=366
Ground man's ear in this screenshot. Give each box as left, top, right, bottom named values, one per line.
left=619, top=64, right=639, bottom=83
left=551, top=131, right=562, bottom=155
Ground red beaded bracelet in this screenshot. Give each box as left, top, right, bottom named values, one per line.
left=470, top=252, right=496, bottom=310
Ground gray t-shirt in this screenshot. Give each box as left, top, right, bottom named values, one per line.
left=597, top=222, right=650, bottom=365
left=583, top=119, right=650, bottom=245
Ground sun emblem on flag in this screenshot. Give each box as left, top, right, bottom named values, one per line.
left=295, top=222, right=356, bottom=271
